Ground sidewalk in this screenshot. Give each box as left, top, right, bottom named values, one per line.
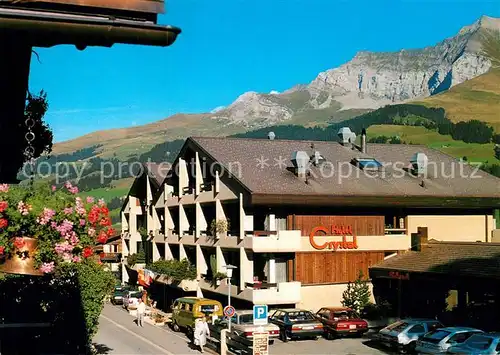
left=99, top=304, right=210, bottom=354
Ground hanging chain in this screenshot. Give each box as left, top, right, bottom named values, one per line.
left=24, top=113, right=36, bottom=185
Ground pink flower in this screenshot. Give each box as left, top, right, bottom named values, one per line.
left=62, top=252, right=73, bottom=262
left=69, top=186, right=79, bottom=194
left=63, top=207, right=73, bottom=215
left=86, top=196, right=94, bottom=204
left=54, top=219, right=74, bottom=239
left=72, top=255, right=82, bottom=263
left=64, top=181, right=72, bottom=189
left=0, top=184, right=9, bottom=193
left=75, top=198, right=86, bottom=216
left=37, top=208, right=56, bottom=225
left=17, top=201, right=32, bottom=216
left=98, top=199, right=105, bottom=206
left=40, top=262, right=55, bottom=274
left=51, top=185, right=57, bottom=192
left=88, top=228, right=96, bottom=237
left=54, top=241, right=73, bottom=255
left=69, top=234, right=80, bottom=246
left=79, top=219, right=86, bottom=226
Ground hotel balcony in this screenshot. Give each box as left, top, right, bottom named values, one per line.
left=245, top=281, right=302, bottom=305
left=245, top=230, right=302, bottom=252
left=198, top=278, right=301, bottom=305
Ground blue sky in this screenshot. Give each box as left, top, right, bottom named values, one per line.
left=28, top=0, right=500, bottom=142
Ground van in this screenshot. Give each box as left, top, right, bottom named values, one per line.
left=171, top=297, right=223, bottom=332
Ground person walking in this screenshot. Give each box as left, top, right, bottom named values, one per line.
left=194, top=316, right=210, bottom=353
left=137, top=298, right=146, bottom=327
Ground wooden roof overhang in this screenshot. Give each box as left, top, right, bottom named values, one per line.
left=0, top=6, right=180, bottom=48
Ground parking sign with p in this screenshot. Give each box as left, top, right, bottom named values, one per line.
left=253, top=305, right=268, bottom=326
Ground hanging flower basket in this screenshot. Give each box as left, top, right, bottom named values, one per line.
left=0, top=182, right=115, bottom=276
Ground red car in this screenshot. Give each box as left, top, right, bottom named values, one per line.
left=315, top=307, right=369, bottom=339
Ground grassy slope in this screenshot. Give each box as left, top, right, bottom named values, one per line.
left=416, top=70, right=500, bottom=133
left=368, top=125, right=498, bottom=163
left=416, top=27, right=500, bottom=132
left=52, top=113, right=245, bottom=159
left=52, top=99, right=363, bottom=160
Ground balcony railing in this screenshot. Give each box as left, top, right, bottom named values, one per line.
left=252, top=231, right=278, bottom=237
left=384, top=228, right=407, bottom=236
left=244, top=282, right=277, bottom=289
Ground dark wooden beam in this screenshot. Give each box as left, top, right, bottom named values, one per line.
left=0, top=35, right=32, bottom=183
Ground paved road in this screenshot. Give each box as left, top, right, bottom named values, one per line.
left=270, top=336, right=393, bottom=355
left=93, top=304, right=202, bottom=355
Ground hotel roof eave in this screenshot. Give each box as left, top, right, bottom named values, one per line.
left=0, top=6, right=181, bottom=48
left=250, top=193, right=500, bottom=208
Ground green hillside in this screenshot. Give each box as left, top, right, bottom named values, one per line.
left=367, top=125, right=497, bottom=163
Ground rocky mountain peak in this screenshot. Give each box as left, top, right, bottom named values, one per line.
left=211, top=16, right=499, bottom=127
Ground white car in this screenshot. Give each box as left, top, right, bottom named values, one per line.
left=217, top=310, right=280, bottom=343
left=416, top=327, right=483, bottom=354
left=122, top=291, right=143, bottom=310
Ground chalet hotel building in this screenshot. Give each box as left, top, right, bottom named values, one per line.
left=120, top=129, right=500, bottom=310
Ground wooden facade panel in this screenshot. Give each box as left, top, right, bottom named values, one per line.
left=295, top=251, right=385, bottom=284
left=290, top=215, right=385, bottom=236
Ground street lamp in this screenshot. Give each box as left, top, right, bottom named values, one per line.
left=224, top=264, right=237, bottom=332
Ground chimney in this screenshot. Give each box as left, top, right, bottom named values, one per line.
left=411, top=152, right=429, bottom=176
left=311, top=151, right=325, bottom=166
left=291, top=151, right=309, bottom=180
left=361, top=128, right=367, bottom=154
left=337, top=127, right=356, bottom=148
left=415, top=227, right=428, bottom=251
left=267, top=131, right=276, bottom=140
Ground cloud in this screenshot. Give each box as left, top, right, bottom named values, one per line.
left=210, top=106, right=226, bottom=113
left=131, top=121, right=137, bottom=126
left=269, top=90, right=280, bottom=95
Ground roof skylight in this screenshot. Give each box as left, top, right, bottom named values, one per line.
left=353, top=158, right=383, bottom=170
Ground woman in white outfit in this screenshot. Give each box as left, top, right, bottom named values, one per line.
left=194, top=316, right=210, bottom=353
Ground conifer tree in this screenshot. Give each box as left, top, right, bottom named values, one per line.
left=341, top=270, right=371, bottom=314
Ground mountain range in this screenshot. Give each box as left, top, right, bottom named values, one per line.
left=52, top=16, right=500, bottom=161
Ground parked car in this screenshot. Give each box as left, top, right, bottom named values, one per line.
left=269, top=309, right=324, bottom=342
left=122, top=291, right=143, bottom=310
left=415, top=327, right=483, bottom=354
left=111, top=286, right=129, bottom=305
left=215, top=310, right=280, bottom=344
left=377, top=318, right=444, bottom=353
left=171, top=297, right=223, bottom=333
left=447, top=333, right=500, bottom=355
left=315, top=307, right=369, bottom=339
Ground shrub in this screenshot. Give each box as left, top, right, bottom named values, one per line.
left=127, top=253, right=138, bottom=267
left=209, top=219, right=230, bottom=237
left=148, top=258, right=197, bottom=283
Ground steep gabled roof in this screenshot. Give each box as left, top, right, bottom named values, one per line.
left=187, top=137, right=500, bottom=203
